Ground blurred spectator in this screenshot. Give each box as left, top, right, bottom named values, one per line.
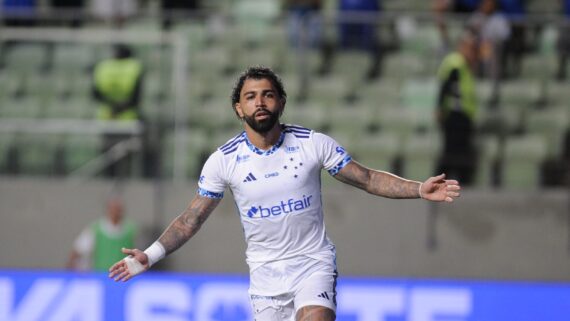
left=469, top=0, right=510, bottom=107
left=319, top=0, right=383, bottom=80
left=92, top=44, right=145, bottom=178
left=67, top=197, right=137, bottom=271
left=556, top=0, right=570, bottom=81
left=51, top=0, right=85, bottom=28
left=284, top=0, right=323, bottom=48
left=498, top=0, right=527, bottom=78
left=435, top=28, right=480, bottom=185
left=90, top=0, right=137, bottom=28
left=2, top=0, right=37, bottom=26
left=433, top=0, right=481, bottom=52
left=161, top=0, right=200, bottom=30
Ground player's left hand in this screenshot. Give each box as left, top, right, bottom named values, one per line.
left=108, top=248, right=149, bottom=282
left=420, top=173, right=461, bottom=203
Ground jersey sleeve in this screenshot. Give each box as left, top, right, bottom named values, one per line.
left=313, top=132, right=352, bottom=176
left=197, top=150, right=227, bottom=199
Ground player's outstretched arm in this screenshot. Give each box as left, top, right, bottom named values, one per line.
left=335, top=161, right=460, bottom=202
left=108, top=195, right=221, bottom=282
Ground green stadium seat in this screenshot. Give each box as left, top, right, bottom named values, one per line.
left=52, top=43, right=95, bottom=73
left=45, top=97, right=95, bottom=119
left=14, top=133, right=64, bottom=175
left=474, top=135, right=500, bottom=187
left=0, top=133, right=16, bottom=173
left=502, top=134, right=547, bottom=189
left=162, top=128, right=209, bottom=180
left=327, top=104, right=377, bottom=141
left=284, top=102, right=330, bottom=133
left=3, top=43, right=47, bottom=74
left=402, top=131, right=441, bottom=181
left=306, top=75, right=349, bottom=106
left=499, top=80, right=541, bottom=110
left=358, top=79, right=402, bottom=109
left=526, top=107, right=569, bottom=158
left=350, top=132, right=400, bottom=172
left=375, top=107, right=416, bottom=145
left=0, top=97, right=43, bottom=119
left=63, top=134, right=101, bottom=173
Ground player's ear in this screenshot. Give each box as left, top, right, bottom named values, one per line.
left=234, top=103, right=244, bottom=118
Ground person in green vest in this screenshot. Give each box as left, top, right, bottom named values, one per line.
left=93, top=44, right=144, bottom=178
left=435, top=28, right=480, bottom=186
left=67, top=197, right=137, bottom=271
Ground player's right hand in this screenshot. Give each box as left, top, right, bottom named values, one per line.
left=108, top=248, right=149, bottom=282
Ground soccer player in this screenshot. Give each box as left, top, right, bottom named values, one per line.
left=109, top=66, right=461, bottom=321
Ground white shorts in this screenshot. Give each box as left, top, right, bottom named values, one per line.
left=249, top=256, right=338, bottom=321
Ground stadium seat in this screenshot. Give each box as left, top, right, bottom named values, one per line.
left=474, top=135, right=500, bottom=187
left=499, top=80, right=541, bottom=110
left=52, top=43, right=95, bottom=73
left=402, top=131, right=441, bottom=181
left=14, top=133, right=64, bottom=175
left=62, top=134, right=101, bottom=174
left=350, top=132, right=400, bottom=172
left=375, top=107, right=416, bottom=145
left=3, top=43, right=47, bottom=74
left=358, top=79, right=402, bottom=108
left=0, top=133, right=16, bottom=173
left=162, top=128, right=209, bottom=179
left=526, top=107, right=569, bottom=158
left=401, top=78, right=438, bottom=131
left=45, top=97, right=95, bottom=119
left=283, top=102, right=330, bottom=133
left=327, top=104, right=377, bottom=141
left=0, top=97, right=43, bottom=119
left=502, top=134, right=547, bottom=189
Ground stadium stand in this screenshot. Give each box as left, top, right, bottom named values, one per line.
left=0, top=0, right=567, bottom=189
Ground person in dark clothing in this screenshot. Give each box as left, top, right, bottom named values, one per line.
left=161, top=0, right=200, bottom=30
left=435, top=28, right=480, bottom=185
left=319, top=0, right=384, bottom=80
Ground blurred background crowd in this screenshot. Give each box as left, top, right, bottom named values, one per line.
left=0, top=0, right=568, bottom=190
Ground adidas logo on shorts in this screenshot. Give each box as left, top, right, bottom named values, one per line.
left=317, top=292, right=330, bottom=300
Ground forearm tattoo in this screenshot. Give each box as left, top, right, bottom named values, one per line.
left=336, top=161, right=420, bottom=199
left=158, top=196, right=220, bottom=255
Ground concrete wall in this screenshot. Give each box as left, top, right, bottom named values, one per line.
left=0, top=177, right=568, bottom=281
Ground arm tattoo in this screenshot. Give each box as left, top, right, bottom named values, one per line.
left=335, top=161, right=421, bottom=199
left=158, top=196, right=220, bottom=255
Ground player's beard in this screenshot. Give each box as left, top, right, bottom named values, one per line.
left=242, top=108, right=280, bottom=134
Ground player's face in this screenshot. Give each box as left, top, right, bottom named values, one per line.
left=235, top=78, right=284, bottom=134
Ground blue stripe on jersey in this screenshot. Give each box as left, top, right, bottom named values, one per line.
left=284, top=124, right=311, bottom=133
left=328, top=155, right=352, bottom=176
left=197, top=187, right=224, bottom=199
left=284, top=129, right=310, bottom=139
left=221, top=139, right=246, bottom=155
left=220, top=132, right=246, bottom=151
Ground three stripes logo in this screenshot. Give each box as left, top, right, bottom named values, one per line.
left=317, top=292, right=330, bottom=300
left=243, top=172, right=257, bottom=183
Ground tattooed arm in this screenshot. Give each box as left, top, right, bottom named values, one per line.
left=158, top=195, right=220, bottom=255
left=334, top=160, right=461, bottom=202
left=109, top=195, right=221, bottom=282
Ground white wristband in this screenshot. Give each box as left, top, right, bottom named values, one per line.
left=143, top=242, right=166, bottom=267
left=418, top=183, right=424, bottom=199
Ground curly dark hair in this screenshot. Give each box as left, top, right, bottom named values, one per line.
left=230, top=66, right=287, bottom=118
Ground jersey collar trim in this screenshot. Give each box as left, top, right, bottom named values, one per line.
left=245, top=130, right=285, bottom=156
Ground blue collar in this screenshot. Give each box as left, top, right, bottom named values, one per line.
left=245, top=130, right=285, bottom=156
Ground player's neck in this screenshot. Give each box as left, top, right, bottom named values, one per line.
left=244, top=123, right=282, bottom=150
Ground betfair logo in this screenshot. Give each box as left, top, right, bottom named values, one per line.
left=246, top=194, right=313, bottom=218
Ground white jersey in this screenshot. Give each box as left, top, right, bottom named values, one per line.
left=198, top=124, right=352, bottom=269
